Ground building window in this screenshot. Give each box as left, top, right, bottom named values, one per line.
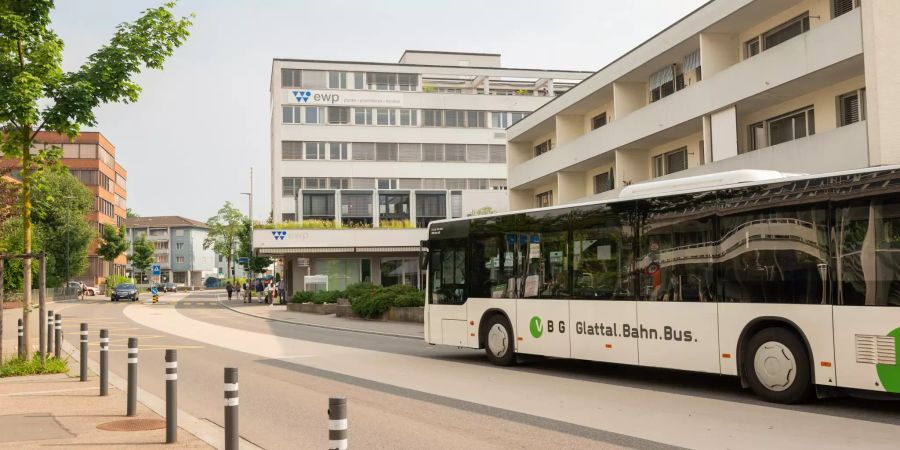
left=749, top=106, right=815, bottom=151
left=305, top=142, right=326, bottom=160
left=282, top=213, right=296, bottom=222
left=683, top=49, right=701, bottom=83
left=176, top=242, right=184, bottom=250
left=535, top=191, right=553, bottom=208
left=591, top=113, right=607, bottom=130
left=534, top=139, right=552, bottom=157
left=329, top=142, right=349, bottom=160
left=303, top=193, right=335, bottom=217
left=328, top=71, right=347, bottom=89
left=304, top=106, right=324, bottom=124
left=176, top=256, right=185, bottom=264
left=422, top=109, right=442, bottom=127
left=650, top=65, right=682, bottom=102
left=444, top=144, right=466, bottom=162
left=653, top=147, right=688, bottom=178
left=351, top=143, right=375, bottom=161
left=368, top=72, right=397, bottom=90
left=377, top=179, right=398, bottom=190
left=97, top=198, right=114, bottom=218
left=491, top=112, right=508, bottom=129
left=327, top=107, right=350, bottom=124
left=510, top=112, right=526, bottom=125
left=353, top=72, right=365, bottom=89
left=489, top=145, right=506, bottom=163
left=838, top=89, right=866, bottom=126
left=422, top=144, right=444, bottom=161
left=398, top=73, right=418, bottom=91
left=465, top=110, right=486, bottom=128
left=329, top=178, right=350, bottom=189
left=399, top=109, right=417, bottom=126
left=281, top=68, right=301, bottom=88
left=302, top=70, right=327, bottom=88
left=375, top=108, right=396, bottom=126
left=282, top=141, right=303, bottom=160
left=354, top=107, right=373, bottom=125
left=282, top=177, right=302, bottom=197
left=593, top=170, right=614, bottom=194
left=747, top=13, right=810, bottom=58
left=304, top=177, right=327, bottom=189
left=375, top=143, right=399, bottom=161
left=282, top=105, right=301, bottom=124
left=174, top=229, right=184, bottom=237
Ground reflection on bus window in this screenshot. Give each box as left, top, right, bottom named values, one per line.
left=572, top=205, right=636, bottom=300
left=469, top=216, right=517, bottom=298
left=835, top=196, right=900, bottom=306
left=518, top=210, right=570, bottom=299
left=638, top=194, right=716, bottom=302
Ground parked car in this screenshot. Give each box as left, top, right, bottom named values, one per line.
left=111, top=283, right=139, bottom=302
left=162, top=282, right=177, bottom=293
left=67, top=281, right=98, bottom=296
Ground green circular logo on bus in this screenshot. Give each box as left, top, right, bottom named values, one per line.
left=529, top=316, right=543, bottom=338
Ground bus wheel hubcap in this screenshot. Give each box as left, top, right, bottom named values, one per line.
left=488, top=324, right=509, bottom=357
left=753, top=341, right=796, bottom=392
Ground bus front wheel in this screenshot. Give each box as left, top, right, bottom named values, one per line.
left=744, top=327, right=811, bottom=404
left=484, top=315, right=516, bottom=366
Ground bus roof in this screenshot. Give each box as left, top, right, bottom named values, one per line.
left=430, top=164, right=900, bottom=228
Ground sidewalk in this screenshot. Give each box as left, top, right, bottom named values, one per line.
left=0, top=372, right=210, bottom=449
left=217, top=301, right=425, bottom=339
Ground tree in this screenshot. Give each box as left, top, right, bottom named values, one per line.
left=126, top=208, right=139, bottom=218
left=0, top=1, right=192, bottom=358
left=31, top=170, right=93, bottom=285
left=129, top=235, right=154, bottom=282
left=97, top=224, right=128, bottom=275
left=238, top=218, right=271, bottom=277
left=468, top=206, right=497, bottom=217
left=204, top=202, right=244, bottom=281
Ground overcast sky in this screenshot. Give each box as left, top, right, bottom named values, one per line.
left=51, top=0, right=707, bottom=222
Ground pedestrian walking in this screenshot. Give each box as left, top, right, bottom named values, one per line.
left=226, top=281, right=233, bottom=300
left=243, top=282, right=250, bottom=303
left=278, top=281, right=286, bottom=305
left=255, top=280, right=264, bottom=303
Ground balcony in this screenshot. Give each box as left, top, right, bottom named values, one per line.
left=508, top=8, right=863, bottom=190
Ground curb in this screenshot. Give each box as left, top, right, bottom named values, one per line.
left=214, top=296, right=422, bottom=340
left=60, top=338, right=261, bottom=450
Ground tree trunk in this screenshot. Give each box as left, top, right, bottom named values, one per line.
left=21, top=129, right=32, bottom=359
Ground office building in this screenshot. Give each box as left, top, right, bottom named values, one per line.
left=506, top=0, right=898, bottom=208
left=262, top=50, right=591, bottom=293
left=125, top=216, right=217, bottom=287
left=1, top=131, right=129, bottom=285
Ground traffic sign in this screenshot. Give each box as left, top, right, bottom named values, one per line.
left=151, top=265, right=161, bottom=276
left=238, top=257, right=249, bottom=265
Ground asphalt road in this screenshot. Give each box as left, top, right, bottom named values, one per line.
left=31, top=291, right=900, bottom=449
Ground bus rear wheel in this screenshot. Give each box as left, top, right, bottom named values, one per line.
left=484, top=315, right=516, bottom=366
left=744, top=327, right=811, bottom=404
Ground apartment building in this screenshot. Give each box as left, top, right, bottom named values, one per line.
left=506, top=0, right=898, bottom=208
left=264, top=51, right=591, bottom=293
left=125, top=216, right=217, bottom=287
left=1, top=131, right=128, bottom=284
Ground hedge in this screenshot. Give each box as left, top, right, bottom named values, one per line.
left=290, top=283, right=425, bottom=318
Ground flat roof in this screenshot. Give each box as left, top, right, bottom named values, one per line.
left=271, top=57, right=594, bottom=75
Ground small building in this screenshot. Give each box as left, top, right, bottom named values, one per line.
left=125, top=216, right=217, bottom=287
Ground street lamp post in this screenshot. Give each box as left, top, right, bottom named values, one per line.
left=240, top=167, right=253, bottom=280
left=63, top=195, right=75, bottom=286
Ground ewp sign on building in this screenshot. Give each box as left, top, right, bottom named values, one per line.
left=286, top=89, right=403, bottom=107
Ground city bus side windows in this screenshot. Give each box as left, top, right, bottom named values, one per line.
left=637, top=194, right=716, bottom=302
left=571, top=204, right=636, bottom=300
left=833, top=196, right=900, bottom=306
left=469, top=218, right=516, bottom=299
left=519, top=209, right=571, bottom=299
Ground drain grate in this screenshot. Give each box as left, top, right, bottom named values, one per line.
left=97, top=418, right=166, bottom=432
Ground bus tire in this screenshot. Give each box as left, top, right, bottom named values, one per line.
left=484, top=314, right=516, bottom=366
left=744, top=327, right=811, bottom=404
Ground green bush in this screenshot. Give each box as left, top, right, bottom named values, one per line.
left=291, top=291, right=315, bottom=303
left=103, top=274, right=133, bottom=296
left=312, top=290, right=344, bottom=304
left=347, top=283, right=424, bottom=318
left=344, top=282, right=381, bottom=303
left=1, top=354, right=68, bottom=378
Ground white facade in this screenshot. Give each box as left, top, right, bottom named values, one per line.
left=267, top=51, right=591, bottom=293
left=506, top=0, right=900, bottom=209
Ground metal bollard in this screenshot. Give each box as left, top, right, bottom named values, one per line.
left=127, top=338, right=138, bottom=416
left=54, top=314, right=61, bottom=359
left=46, top=310, right=54, bottom=356
left=328, top=396, right=348, bottom=450
left=224, top=368, right=239, bottom=450
left=17, top=319, right=24, bottom=359
left=100, top=329, right=109, bottom=396
left=165, top=349, right=178, bottom=443
left=80, top=323, right=88, bottom=381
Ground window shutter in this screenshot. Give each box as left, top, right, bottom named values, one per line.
left=833, top=0, right=855, bottom=18
left=352, top=143, right=375, bottom=161
left=466, top=145, right=489, bottom=162
left=489, top=145, right=507, bottom=163
left=841, top=93, right=860, bottom=125
left=398, top=143, right=421, bottom=161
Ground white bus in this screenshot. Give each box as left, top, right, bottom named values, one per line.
left=423, top=166, right=900, bottom=403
